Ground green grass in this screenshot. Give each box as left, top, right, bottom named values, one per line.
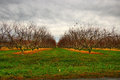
left=0, top=48, right=120, bottom=79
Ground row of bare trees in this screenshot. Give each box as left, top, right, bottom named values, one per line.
left=0, top=22, right=56, bottom=53
left=58, top=27, right=120, bottom=53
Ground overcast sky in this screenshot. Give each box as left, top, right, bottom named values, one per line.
left=0, top=0, right=120, bottom=41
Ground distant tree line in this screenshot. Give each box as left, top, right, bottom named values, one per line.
left=58, top=25, right=120, bottom=53
left=0, top=22, right=56, bottom=53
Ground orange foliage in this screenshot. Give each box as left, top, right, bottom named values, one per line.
left=0, top=47, right=10, bottom=51
left=13, top=48, right=52, bottom=54
left=93, top=48, right=120, bottom=51
left=64, top=48, right=103, bottom=55
left=0, top=47, right=19, bottom=51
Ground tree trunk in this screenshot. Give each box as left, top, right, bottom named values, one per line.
left=88, top=47, right=92, bottom=54
left=19, top=46, right=24, bottom=54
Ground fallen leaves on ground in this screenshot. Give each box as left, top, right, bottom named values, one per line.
left=93, top=48, right=120, bottom=51
left=0, top=47, right=18, bottom=51
left=64, top=48, right=103, bottom=55
left=13, top=48, right=52, bottom=54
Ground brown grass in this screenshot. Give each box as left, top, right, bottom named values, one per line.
left=2, top=70, right=120, bottom=80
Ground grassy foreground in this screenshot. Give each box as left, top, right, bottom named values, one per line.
left=0, top=48, right=120, bottom=79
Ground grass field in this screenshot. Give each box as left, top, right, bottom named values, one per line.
left=0, top=48, right=120, bottom=80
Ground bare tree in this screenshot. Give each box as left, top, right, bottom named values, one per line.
left=58, top=24, right=120, bottom=54
left=0, top=22, right=56, bottom=53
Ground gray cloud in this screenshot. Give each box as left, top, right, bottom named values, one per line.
left=0, top=0, right=120, bottom=40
